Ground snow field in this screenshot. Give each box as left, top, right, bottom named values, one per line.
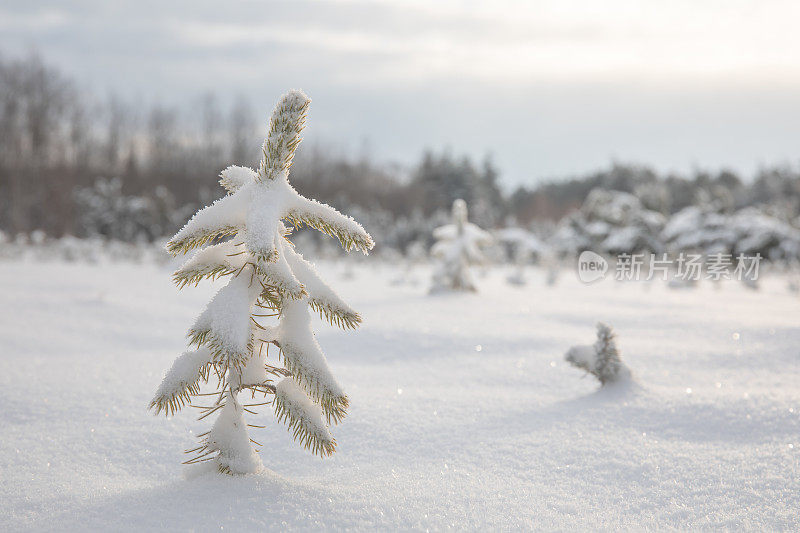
left=0, top=260, right=797, bottom=530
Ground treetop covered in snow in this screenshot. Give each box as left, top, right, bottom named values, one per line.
left=151, top=90, right=374, bottom=474
left=167, top=91, right=373, bottom=261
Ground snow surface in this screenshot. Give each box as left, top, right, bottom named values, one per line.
left=0, top=260, right=798, bottom=530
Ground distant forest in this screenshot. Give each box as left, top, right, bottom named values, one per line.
left=2, top=52, right=799, bottom=249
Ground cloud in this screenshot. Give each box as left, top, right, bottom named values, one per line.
left=2, top=0, right=800, bottom=185
left=5, top=0, right=800, bottom=87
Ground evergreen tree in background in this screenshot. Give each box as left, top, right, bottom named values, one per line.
left=411, top=151, right=506, bottom=228
left=430, top=199, right=492, bottom=293
left=150, top=90, right=374, bottom=474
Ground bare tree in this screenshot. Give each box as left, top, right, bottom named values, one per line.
left=147, top=104, right=178, bottom=178
left=228, top=95, right=256, bottom=165
left=199, top=93, right=223, bottom=165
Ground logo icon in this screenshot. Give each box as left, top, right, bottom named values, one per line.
left=577, top=251, right=608, bottom=283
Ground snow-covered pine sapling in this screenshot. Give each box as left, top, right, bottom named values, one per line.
left=150, top=90, right=374, bottom=475
left=430, top=199, right=492, bottom=293
left=565, top=323, right=630, bottom=385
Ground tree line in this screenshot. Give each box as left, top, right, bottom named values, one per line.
left=1, top=52, right=799, bottom=250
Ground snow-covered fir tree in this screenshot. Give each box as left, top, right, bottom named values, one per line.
left=551, top=189, right=665, bottom=256
left=565, top=323, right=630, bottom=385
left=429, top=199, right=492, bottom=293
left=150, top=90, right=374, bottom=475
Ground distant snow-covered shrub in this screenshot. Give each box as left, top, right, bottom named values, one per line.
left=552, top=189, right=665, bottom=256
left=74, top=178, right=193, bottom=243
left=565, top=323, right=630, bottom=386
left=429, top=199, right=492, bottom=293
left=662, top=205, right=800, bottom=260
left=550, top=187, right=800, bottom=262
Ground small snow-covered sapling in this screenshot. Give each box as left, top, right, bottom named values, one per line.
left=150, top=90, right=374, bottom=475
left=430, top=199, right=492, bottom=293
left=565, top=323, right=630, bottom=385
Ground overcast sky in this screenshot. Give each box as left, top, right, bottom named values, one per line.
left=2, top=0, right=800, bottom=187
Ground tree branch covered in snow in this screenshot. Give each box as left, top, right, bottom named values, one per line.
left=150, top=90, right=374, bottom=475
